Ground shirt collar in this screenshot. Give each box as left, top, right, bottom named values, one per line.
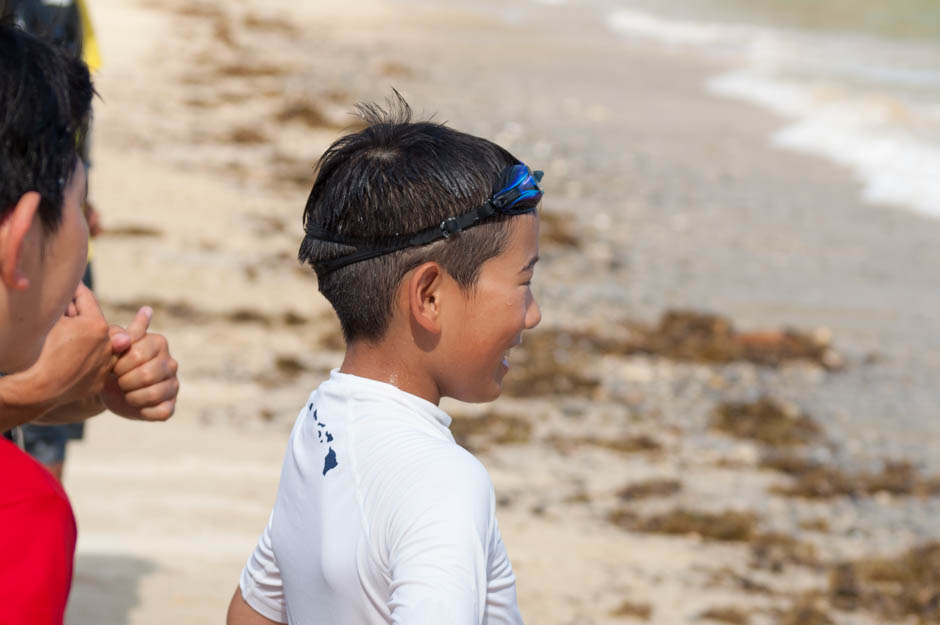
left=326, top=369, right=452, bottom=430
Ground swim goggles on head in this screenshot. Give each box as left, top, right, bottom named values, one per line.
left=304, top=163, right=544, bottom=273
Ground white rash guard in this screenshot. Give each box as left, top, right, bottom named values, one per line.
left=239, top=370, right=524, bottom=625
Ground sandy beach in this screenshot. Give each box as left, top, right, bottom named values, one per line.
left=61, top=0, right=940, bottom=623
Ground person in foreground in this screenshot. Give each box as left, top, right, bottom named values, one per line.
left=3, top=0, right=123, bottom=479
left=0, top=20, right=178, bottom=624
left=227, top=97, right=542, bottom=624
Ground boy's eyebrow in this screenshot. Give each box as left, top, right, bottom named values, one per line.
left=521, top=255, right=539, bottom=272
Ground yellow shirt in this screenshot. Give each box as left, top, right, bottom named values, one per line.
left=77, top=0, right=101, bottom=73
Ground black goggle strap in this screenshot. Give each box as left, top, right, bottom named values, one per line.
left=313, top=242, right=408, bottom=273
left=306, top=202, right=499, bottom=272
left=301, top=223, right=405, bottom=273
left=306, top=164, right=543, bottom=273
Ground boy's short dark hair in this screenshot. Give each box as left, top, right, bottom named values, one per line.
left=299, top=96, right=526, bottom=343
left=0, top=18, right=93, bottom=231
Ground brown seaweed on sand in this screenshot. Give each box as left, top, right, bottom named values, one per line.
left=748, top=532, right=819, bottom=571
left=101, top=298, right=314, bottom=331
left=699, top=607, right=749, bottom=624
left=703, top=567, right=774, bottom=595
left=549, top=433, right=663, bottom=456
left=616, top=478, right=681, bottom=501
left=449, top=412, right=532, bottom=454
left=274, top=101, right=335, bottom=129
left=798, top=518, right=830, bottom=533
left=254, top=355, right=311, bottom=388
left=761, top=454, right=940, bottom=499
left=571, top=310, right=840, bottom=368
left=213, top=61, right=288, bottom=79
left=711, top=397, right=823, bottom=447
left=101, top=224, right=163, bottom=238
left=609, top=600, right=652, bottom=620
left=776, top=600, right=835, bottom=625
left=611, top=507, right=819, bottom=573
left=630, top=311, right=843, bottom=370
left=225, top=125, right=268, bottom=145
left=501, top=330, right=601, bottom=399
left=242, top=12, right=300, bottom=35
left=505, top=310, right=842, bottom=401
left=539, top=211, right=580, bottom=248
left=828, top=543, right=940, bottom=622
left=612, top=507, right=759, bottom=542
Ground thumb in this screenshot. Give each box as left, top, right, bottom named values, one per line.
left=109, top=325, right=132, bottom=353
left=72, top=282, right=103, bottom=318
left=125, top=306, right=153, bottom=342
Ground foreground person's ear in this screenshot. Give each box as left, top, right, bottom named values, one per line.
left=0, top=192, right=41, bottom=290
left=408, top=261, right=446, bottom=334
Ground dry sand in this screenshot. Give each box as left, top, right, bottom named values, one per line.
left=62, top=0, right=940, bottom=624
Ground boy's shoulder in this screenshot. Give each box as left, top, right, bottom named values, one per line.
left=309, top=372, right=494, bottom=499
left=350, top=405, right=489, bottom=490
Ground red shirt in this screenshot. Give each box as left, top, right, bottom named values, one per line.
left=0, top=438, right=76, bottom=625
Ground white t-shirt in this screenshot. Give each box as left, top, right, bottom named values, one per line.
left=239, top=370, right=524, bottom=625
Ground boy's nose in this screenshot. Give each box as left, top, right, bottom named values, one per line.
left=525, top=298, right=541, bottom=330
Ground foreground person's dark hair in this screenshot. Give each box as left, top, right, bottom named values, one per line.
left=0, top=18, right=93, bottom=231
left=299, top=95, right=526, bottom=343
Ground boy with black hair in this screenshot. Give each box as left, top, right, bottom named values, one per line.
left=0, top=19, right=178, bottom=624
left=2, top=0, right=105, bottom=480
left=228, top=97, right=541, bottom=624
left=0, top=19, right=96, bottom=624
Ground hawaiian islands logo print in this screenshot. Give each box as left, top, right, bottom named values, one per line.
left=311, top=406, right=338, bottom=475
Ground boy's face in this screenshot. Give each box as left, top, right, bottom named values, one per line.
left=439, top=213, right=541, bottom=403
left=4, top=162, right=89, bottom=372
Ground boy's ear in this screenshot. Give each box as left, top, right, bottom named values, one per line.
left=407, top=261, right=446, bottom=334
left=0, top=192, right=41, bottom=291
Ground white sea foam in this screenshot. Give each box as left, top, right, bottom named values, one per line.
left=607, top=9, right=738, bottom=47
left=607, top=7, right=940, bottom=220
left=710, top=72, right=940, bottom=218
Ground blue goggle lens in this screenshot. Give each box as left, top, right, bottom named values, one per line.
left=491, top=164, right=544, bottom=212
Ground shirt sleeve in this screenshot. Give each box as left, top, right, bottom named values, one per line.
left=239, top=513, right=289, bottom=624
left=482, top=519, right=524, bottom=625
left=385, top=450, right=497, bottom=625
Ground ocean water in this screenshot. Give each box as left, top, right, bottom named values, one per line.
left=599, top=0, right=940, bottom=220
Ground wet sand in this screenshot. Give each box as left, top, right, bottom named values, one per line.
left=64, top=0, right=940, bottom=623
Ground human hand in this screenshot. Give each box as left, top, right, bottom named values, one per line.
left=29, top=283, right=129, bottom=404
left=100, top=306, right=179, bottom=421
left=0, top=283, right=130, bottom=429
